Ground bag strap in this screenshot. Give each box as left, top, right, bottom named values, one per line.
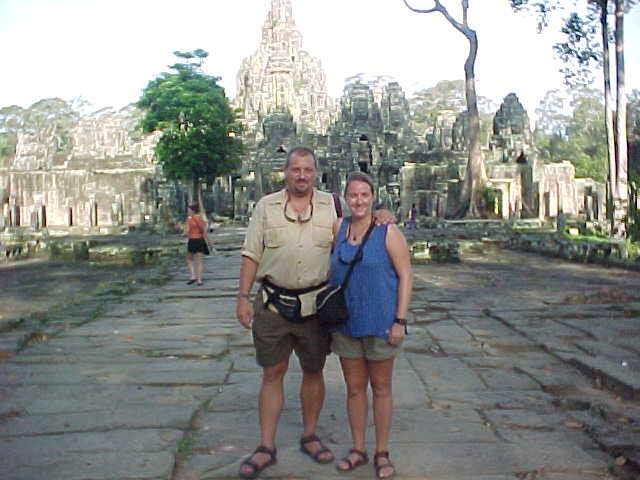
left=332, top=192, right=342, bottom=218
left=262, top=278, right=327, bottom=296
left=190, top=215, right=205, bottom=235
left=339, top=220, right=375, bottom=289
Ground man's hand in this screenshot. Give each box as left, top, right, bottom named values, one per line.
left=236, top=297, right=254, bottom=329
left=373, top=208, right=396, bottom=226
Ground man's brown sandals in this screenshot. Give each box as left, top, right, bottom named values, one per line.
left=336, top=448, right=369, bottom=472
left=299, top=434, right=334, bottom=463
left=238, top=445, right=277, bottom=479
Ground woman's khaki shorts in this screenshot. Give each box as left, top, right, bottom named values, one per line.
left=331, top=331, right=401, bottom=361
left=252, top=293, right=330, bottom=372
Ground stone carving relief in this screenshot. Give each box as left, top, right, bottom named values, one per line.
left=232, top=0, right=334, bottom=141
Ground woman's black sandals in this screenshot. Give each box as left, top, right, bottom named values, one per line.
left=374, top=450, right=396, bottom=479
left=336, top=448, right=368, bottom=472
left=238, top=445, right=277, bottom=479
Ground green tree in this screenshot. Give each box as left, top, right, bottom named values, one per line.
left=534, top=89, right=569, bottom=162
left=0, top=98, right=85, bottom=166
left=410, top=79, right=496, bottom=146
left=534, top=89, right=570, bottom=137
left=137, top=49, right=243, bottom=216
left=628, top=89, right=640, bottom=240
left=510, top=0, right=636, bottom=237
left=0, top=105, right=26, bottom=163
left=629, top=88, right=640, bottom=172
left=534, top=88, right=608, bottom=180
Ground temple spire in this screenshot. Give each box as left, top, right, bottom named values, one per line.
left=268, top=0, right=295, bottom=26
left=234, top=0, right=334, bottom=137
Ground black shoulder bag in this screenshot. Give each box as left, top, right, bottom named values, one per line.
left=316, top=221, right=375, bottom=328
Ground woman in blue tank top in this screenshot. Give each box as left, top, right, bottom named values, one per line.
left=329, top=172, right=413, bottom=479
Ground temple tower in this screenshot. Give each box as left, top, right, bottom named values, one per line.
left=233, top=0, right=334, bottom=140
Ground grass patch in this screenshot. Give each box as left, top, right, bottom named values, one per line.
left=176, top=433, right=195, bottom=459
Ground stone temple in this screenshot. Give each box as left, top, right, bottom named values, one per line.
left=0, top=0, right=605, bottom=232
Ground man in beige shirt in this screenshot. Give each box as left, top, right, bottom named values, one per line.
left=236, top=147, right=337, bottom=478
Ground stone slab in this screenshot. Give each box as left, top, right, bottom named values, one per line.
left=184, top=441, right=607, bottom=479
left=0, top=405, right=193, bottom=436
left=563, top=353, right=640, bottom=401
left=0, top=384, right=220, bottom=414
left=2, top=450, right=174, bottom=480
left=476, top=368, right=541, bottom=391
left=407, top=354, right=488, bottom=392
left=1, top=359, right=230, bottom=386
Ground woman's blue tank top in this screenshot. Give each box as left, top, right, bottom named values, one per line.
left=329, top=217, right=398, bottom=338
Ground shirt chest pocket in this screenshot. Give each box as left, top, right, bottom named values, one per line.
left=312, top=225, right=333, bottom=248
left=264, top=226, right=286, bottom=248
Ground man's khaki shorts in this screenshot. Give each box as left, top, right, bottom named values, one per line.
left=331, top=331, right=401, bottom=361
left=252, top=293, right=330, bottom=372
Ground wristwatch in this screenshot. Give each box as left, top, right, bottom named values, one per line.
left=394, top=317, right=408, bottom=334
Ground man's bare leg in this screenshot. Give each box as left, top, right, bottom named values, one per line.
left=239, top=359, right=288, bottom=477
left=299, top=368, right=334, bottom=462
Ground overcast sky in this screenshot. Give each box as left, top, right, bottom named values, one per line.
left=1, top=0, right=639, bottom=122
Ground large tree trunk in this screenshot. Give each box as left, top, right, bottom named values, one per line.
left=458, top=26, right=487, bottom=218
left=613, top=0, right=628, bottom=238
left=599, top=2, right=617, bottom=231
left=402, top=0, right=487, bottom=218
left=192, top=177, right=209, bottom=225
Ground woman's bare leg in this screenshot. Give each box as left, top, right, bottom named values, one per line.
left=369, top=357, right=395, bottom=478
left=186, top=252, right=195, bottom=280
left=195, top=252, right=204, bottom=283
left=337, top=357, right=369, bottom=470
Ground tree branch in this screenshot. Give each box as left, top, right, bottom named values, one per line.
left=402, top=0, right=439, bottom=14
left=402, top=0, right=472, bottom=38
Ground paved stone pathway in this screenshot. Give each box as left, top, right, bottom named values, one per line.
left=1, top=227, right=639, bottom=480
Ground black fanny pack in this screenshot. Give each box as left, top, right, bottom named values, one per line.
left=261, top=278, right=327, bottom=323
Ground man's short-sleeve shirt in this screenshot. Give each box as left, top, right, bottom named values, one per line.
left=242, top=188, right=338, bottom=316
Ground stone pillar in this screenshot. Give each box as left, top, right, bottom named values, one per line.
left=30, top=206, right=40, bottom=230
left=584, top=186, right=594, bottom=221
left=139, top=201, right=147, bottom=224
left=89, top=200, right=98, bottom=227
left=1, top=203, right=8, bottom=230
left=255, top=164, right=264, bottom=200
left=111, top=197, right=124, bottom=226
left=10, top=204, right=20, bottom=227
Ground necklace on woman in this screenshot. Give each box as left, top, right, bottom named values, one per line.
left=347, top=218, right=372, bottom=243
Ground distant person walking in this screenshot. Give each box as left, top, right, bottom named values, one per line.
left=407, top=203, right=417, bottom=230
left=184, top=203, right=210, bottom=286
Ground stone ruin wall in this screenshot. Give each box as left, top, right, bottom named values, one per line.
left=0, top=107, right=161, bottom=231
left=397, top=92, right=605, bottom=222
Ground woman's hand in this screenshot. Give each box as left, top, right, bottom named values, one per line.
left=387, top=322, right=406, bottom=345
